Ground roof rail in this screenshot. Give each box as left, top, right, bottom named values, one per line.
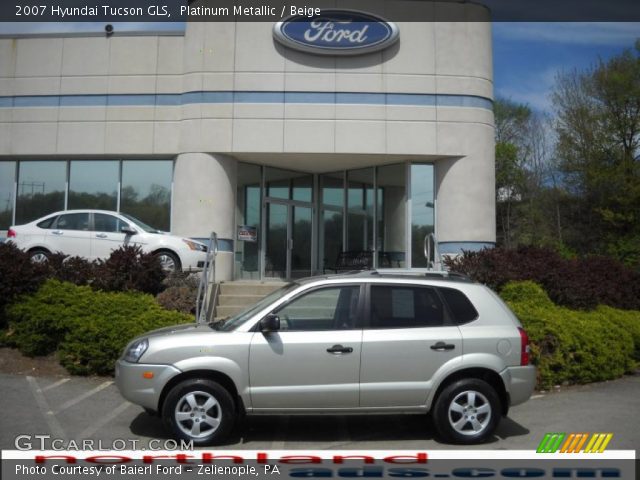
left=338, top=269, right=473, bottom=282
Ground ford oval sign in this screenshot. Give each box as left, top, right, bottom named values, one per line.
left=273, top=10, right=399, bottom=56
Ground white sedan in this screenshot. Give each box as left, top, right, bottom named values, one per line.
left=7, top=210, right=208, bottom=272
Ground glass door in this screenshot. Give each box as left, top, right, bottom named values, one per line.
left=264, top=201, right=313, bottom=280
left=291, top=205, right=312, bottom=279
left=265, top=202, right=288, bottom=279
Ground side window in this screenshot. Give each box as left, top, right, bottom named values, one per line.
left=37, top=216, right=57, bottom=229
left=94, top=213, right=125, bottom=233
left=54, top=213, right=89, bottom=231
left=370, top=286, right=444, bottom=328
left=274, top=286, right=360, bottom=331
left=439, top=287, right=478, bottom=324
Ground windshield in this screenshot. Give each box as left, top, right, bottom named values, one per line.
left=212, top=283, right=298, bottom=332
left=120, top=213, right=161, bottom=233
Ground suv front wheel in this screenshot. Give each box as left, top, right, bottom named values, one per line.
left=162, top=379, right=235, bottom=445
left=432, top=378, right=500, bottom=444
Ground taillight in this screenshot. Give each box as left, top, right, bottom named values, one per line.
left=7, top=228, right=16, bottom=238
left=518, top=327, right=530, bottom=366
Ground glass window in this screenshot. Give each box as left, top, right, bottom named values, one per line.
left=265, top=167, right=312, bottom=202
left=236, top=163, right=262, bottom=280
left=275, top=286, right=361, bottom=331
left=68, top=161, right=118, bottom=210
left=320, top=173, right=344, bottom=208
left=37, top=216, right=57, bottom=229
left=94, top=213, right=126, bottom=233
left=411, top=164, right=435, bottom=268
left=16, top=161, right=66, bottom=224
left=0, top=162, right=15, bottom=230
left=440, top=287, right=478, bottom=324
left=54, top=212, right=90, bottom=231
left=370, top=286, right=444, bottom=329
left=347, top=168, right=374, bottom=252
left=121, top=160, right=172, bottom=232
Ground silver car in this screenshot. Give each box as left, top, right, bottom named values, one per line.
left=115, top=272, right=536, bottom=445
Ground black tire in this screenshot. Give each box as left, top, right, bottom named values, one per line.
left=162, top=379, right=235, bottom=446
left=154, top=250, right=181, bottom=273
left=432, top=378, right=501, bottom=444
left=29, top=248, right=50, bottom=263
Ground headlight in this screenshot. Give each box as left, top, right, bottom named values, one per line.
left=124, top=338, right=148, bottom=363
left=182, top=239, right=208, bottom=252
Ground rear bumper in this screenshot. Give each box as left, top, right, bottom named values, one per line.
left=501, top=365, right=537, bottom=407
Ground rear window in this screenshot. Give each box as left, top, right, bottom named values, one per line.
left=439, top=287, right=478, bottom=324
left=370, top=286, right=445, bottom=328
left=37, top=217, right=57, bottom=229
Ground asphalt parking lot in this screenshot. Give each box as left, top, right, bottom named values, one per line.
left=1, top=372, right=638, bottom=451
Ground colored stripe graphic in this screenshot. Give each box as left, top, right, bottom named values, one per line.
left=537, top=432, right=613, bottom=453
left=537, top=433, right=566, bottom=453
left=560, top=433, right=589, bottom=453
left=584, top=433, right=613, bottom=453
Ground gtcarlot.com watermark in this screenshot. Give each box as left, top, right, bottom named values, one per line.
left=14, top=435, right=193, bottom=451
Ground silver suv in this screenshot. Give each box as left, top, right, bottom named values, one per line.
left=115, top=271, right=536, bottom=445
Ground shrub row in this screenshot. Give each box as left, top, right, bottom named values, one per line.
left=445, top=246, right=640, bottom=310
left=500, top=281, right=640, bottom=389
left=0, top=242, right=167, bottom=327
left=3, top=279, right=192, bottom=375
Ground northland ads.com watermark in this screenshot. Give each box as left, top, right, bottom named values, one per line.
left=14, top=435, right=193, bottom=451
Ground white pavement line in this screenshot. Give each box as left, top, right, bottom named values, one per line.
left=26, top=376, right=67, bottom=440
left=54, top=381, right=114, bottom=414
left=77, top=401, right=133, bottom=439
left=530, top=394, right=545, bottom=399
left=269, top=415, right=290, bottom=450
left=41, top=378, right=70, bottom=392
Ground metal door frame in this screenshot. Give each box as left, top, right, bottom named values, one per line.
left=261, top=196, right=314, bottom=280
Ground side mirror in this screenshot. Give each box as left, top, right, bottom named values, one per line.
left=260, top=314, right=280, bottom=333
left=121, top=226, right=137, bottom=236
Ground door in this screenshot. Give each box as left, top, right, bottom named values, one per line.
left=249, top=285, right=363, bottom=410
left=90, top=213, right=131, bottom=260
left=359, top=284, right=463, bottom=407
left=45, top=212, right=91, bottom=258
left=264, top=201, right=312, bottom=280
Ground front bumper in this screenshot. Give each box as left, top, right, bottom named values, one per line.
left=501, top=365, right=537, bottom=407
left=179, top=249, right=208, bottom=271
left=115, top=359, right=181, bottom=411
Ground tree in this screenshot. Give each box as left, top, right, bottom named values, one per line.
left=552, top=40, right=640, bottom=266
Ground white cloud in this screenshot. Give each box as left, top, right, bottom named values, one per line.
left=494, top=22, right=640, bottom=46
left=496, top=67, right=560, bottom=113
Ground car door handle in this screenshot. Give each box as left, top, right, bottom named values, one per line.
left=430, top=342, right=455, bottom=351
left=96, top=233, right=108, bottom=238
left=327, top=344, right=353, bottom=354
left=51, top=230, right=63, bottom=235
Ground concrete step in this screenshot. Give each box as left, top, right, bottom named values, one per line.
left=217, top=294, right=265, bottom=307
left=219, top=281, right=285, bottom=296
left=215, top=304, right=250, bottom=319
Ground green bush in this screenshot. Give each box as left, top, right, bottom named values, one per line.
left=501, top=281, right=639, bottom=389
left=5, top=279, right=192, bottom=375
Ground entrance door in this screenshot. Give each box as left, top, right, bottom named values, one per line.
left=264, top=201, right=312, bottom=280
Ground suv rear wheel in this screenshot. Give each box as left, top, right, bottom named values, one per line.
left=162, top=379, right=235, bottom=445
left=433, top=378, right=500, bottom=444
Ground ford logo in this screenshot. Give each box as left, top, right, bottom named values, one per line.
left=273, top=10, right=399, bottom=56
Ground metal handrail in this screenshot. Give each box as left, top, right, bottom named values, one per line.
left=195, top=231, right=218, bottom=324
left=424, top=232, right=441, bottom=271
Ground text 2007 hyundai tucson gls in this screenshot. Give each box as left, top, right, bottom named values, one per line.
left=116, top=272, right=536, bottom=445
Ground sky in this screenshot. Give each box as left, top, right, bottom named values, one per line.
left=493, top=22, right=640, bottom=113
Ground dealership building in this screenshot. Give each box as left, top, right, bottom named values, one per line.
left=0, top=1, right=495, bottom=281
